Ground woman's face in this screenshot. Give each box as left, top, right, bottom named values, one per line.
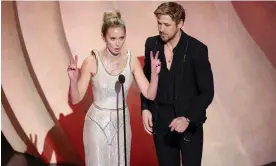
left=103, top=26, right=126, bottom=55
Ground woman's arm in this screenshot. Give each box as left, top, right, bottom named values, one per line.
left=131, top=52, right=160, bottom=100
left=69, top=55, right=96, bottom=104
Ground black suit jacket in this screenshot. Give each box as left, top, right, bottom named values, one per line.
left=141, top=31, right=214, bottom=127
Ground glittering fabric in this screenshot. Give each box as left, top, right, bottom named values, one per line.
left=83, top=49, right=133, bottom=166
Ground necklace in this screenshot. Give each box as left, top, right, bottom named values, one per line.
left=103, top=49, right=121, bottom=72
left=165, top=44, right=173, bottom=64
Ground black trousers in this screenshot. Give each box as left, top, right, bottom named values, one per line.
left=153, top=104, right=203, bottom=166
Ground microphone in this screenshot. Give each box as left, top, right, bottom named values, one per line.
left=118, top=74, right=125, bottom=84
left=118, top=74, right=127, bottom=166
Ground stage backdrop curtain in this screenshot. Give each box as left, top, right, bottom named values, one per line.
left=2, top=1, right=276, bottom=166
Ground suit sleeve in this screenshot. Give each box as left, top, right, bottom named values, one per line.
left=186, top=45, right=214, bottom=125
left=140, top=38, right=152, bottom=112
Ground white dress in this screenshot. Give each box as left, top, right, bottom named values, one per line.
left=83, top=49, right=133, bottom=166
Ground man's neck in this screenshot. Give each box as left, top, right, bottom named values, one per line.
left=167, top=29, right=182, bottom=49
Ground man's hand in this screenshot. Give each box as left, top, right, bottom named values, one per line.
left=142, top=109, right=153, bottom=135
left=169, top=117, right=189, bottom=133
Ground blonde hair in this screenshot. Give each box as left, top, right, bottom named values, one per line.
left=154, top=2, right=186, bottom=24
left=101, top=11, right=126, bottom=36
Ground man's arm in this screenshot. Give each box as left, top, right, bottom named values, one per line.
left=186, top=45, right=214, bottom=126
left=140, top=38, right=152, bottom=112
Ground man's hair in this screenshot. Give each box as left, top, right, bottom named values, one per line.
left=154, top=2, right=186, bottom=24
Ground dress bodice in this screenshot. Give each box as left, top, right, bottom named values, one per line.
left=91, top=49, right=133, bottom=109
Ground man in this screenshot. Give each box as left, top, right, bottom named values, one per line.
left=140, top=2, right=214, bottom=166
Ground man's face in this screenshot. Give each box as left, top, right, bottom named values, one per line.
left=157, top=15, right=182, bottom=42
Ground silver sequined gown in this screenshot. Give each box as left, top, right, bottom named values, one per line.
left=83, top=50, right=133, bottom=166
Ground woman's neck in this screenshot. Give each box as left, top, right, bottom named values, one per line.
left=104, top=47, right=121, bottom=61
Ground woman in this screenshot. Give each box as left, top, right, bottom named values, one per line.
left=67, top=11, right=160, bottom=166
